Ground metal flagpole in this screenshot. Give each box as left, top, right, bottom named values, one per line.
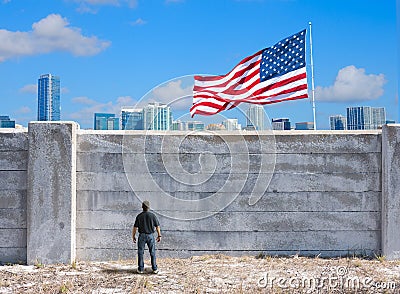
left=309, top=21, right=317, bottom=130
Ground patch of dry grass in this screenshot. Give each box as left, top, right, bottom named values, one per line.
left=0, top=255, right=399, bottom=293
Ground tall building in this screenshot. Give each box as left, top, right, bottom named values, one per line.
left=329, top=115, right=347, bottom=130
left=222, top=118, right=241, bottom=131
left=94, top=113, right=119, bottom=130
left=272, top=118, right=291, bottom=130
left=371, top=107, right=386, bottom=129
left=37, top=74, right=60, bottom=121
left=121, top=108, right=143, bottom=130
left=295, top=122, right=314, bottom=130
left=0, top=115, right=15, bottom=128
left=143, top=102, right=171, bottom=130
left=346, top=106, right=386, bottom=130
left=246, top=105, right=265, bottom=130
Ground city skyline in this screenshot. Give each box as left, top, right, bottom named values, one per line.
left=0, top=1, right=397, bottom=129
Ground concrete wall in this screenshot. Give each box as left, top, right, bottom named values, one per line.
left=1, top=123, right=400, bottom=264
left=75, top=131, right=382, bottom=260
left=0, top=129, right=28, bottom=263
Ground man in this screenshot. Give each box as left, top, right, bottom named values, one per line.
left=132, top=200, right=162, bottom=274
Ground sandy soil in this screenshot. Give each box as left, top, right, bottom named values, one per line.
left=0, top=254, right=399, bottom=293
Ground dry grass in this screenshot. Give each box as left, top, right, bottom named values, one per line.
left=0, top=255, right=399, bottom=293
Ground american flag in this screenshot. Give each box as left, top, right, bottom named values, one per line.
left=190, top=29, right=308, bottom=117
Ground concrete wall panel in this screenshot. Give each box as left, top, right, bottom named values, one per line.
left=77, top=171, right=380, bottom=193
left=77, top=211, right=380, bottom=231
left=77, top=229, right=379, bottom=252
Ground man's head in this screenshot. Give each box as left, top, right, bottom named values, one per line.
left=142, top=200, right=150, bottom=211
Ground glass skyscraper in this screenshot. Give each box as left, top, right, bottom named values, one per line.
left=346, top=106, right=386, bottom=130
left=121, top=108, right=143, bottom=130
left=143, top=102, right=171, bottom=130
left=246, top=104, right=265, bottom=130
left=37, top=74, right=60, bottom=121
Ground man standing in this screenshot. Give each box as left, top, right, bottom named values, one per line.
left=132, top=200, right=162, bottom=274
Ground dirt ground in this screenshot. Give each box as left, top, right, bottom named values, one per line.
left=0, top=254, right=399, bottom=293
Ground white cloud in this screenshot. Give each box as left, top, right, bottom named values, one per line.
left=72, top=96, right=98, bottom=105
left=130, top=18, right=147, bottom=26
left=315, top=65, right=386, bottom=102
left=0, top=14, right=110, bottom=62
left=19, top=84, right=37, bottom=94
left=16, top=106, right=32, bottom=114
left=69, top=96, right=137, bottom=127
left=149, top=79, right=193, bottom=110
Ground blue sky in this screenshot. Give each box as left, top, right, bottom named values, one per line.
left=0, top=0, right=398, bottom=129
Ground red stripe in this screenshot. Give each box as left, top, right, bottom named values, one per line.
left=194, top=59, right=261, bottom=91
left=227, top=72, right=306, bottom=97
left=193, top=83, right=307, bottom=107
left=194, top=50, right=263, bottom=82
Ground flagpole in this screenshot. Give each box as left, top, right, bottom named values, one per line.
left=309, top=21, right=317, bottom=130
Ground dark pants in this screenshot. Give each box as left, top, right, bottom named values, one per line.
left=137, top=233, right=157, bottom=271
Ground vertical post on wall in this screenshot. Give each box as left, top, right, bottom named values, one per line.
left=382, top=124, right=400, bottom=260
left=309, top=21, right=317, bottom=130
left=27, top=122, right=78, bottom=265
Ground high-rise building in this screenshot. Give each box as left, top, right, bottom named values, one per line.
left=346, top=106, right=386, bottom=130
left=329, top=115, right=347, bottom=130
left=246, top=105, right=265, bottom=130
left=295, top=122, right=314, bottom=130
left=222, top=119, right=241, bottom=131
left=143, top=102, right=171, bottom=130
left=371, top=107, right=386, bottom=129
left=0, top=115, right=15, bottom=128
left=121, top=108, right=143, bottom=130
left=94, top=113, right=119, bottom=130
left=272, top=118, right=291, bottom=130
left=37, top=74, right=60, bottom=121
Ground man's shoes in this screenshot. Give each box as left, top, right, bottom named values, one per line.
left=137, top=270, right=144, bottom=274
left=152, top=269, right=158, bottom=274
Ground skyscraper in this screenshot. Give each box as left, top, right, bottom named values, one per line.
left=143, top=102, right=171, bottom=130
left=346, top=106, right=386, bottom=130
left=246, top=105, right=265, bottom=130
left=121, top=108, right=143, bottom=130
left=94, top=113, right=119, bottom=130
left=37, top=74, right=60, bottom=121
left=329, top=115, right=347, bottom=130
